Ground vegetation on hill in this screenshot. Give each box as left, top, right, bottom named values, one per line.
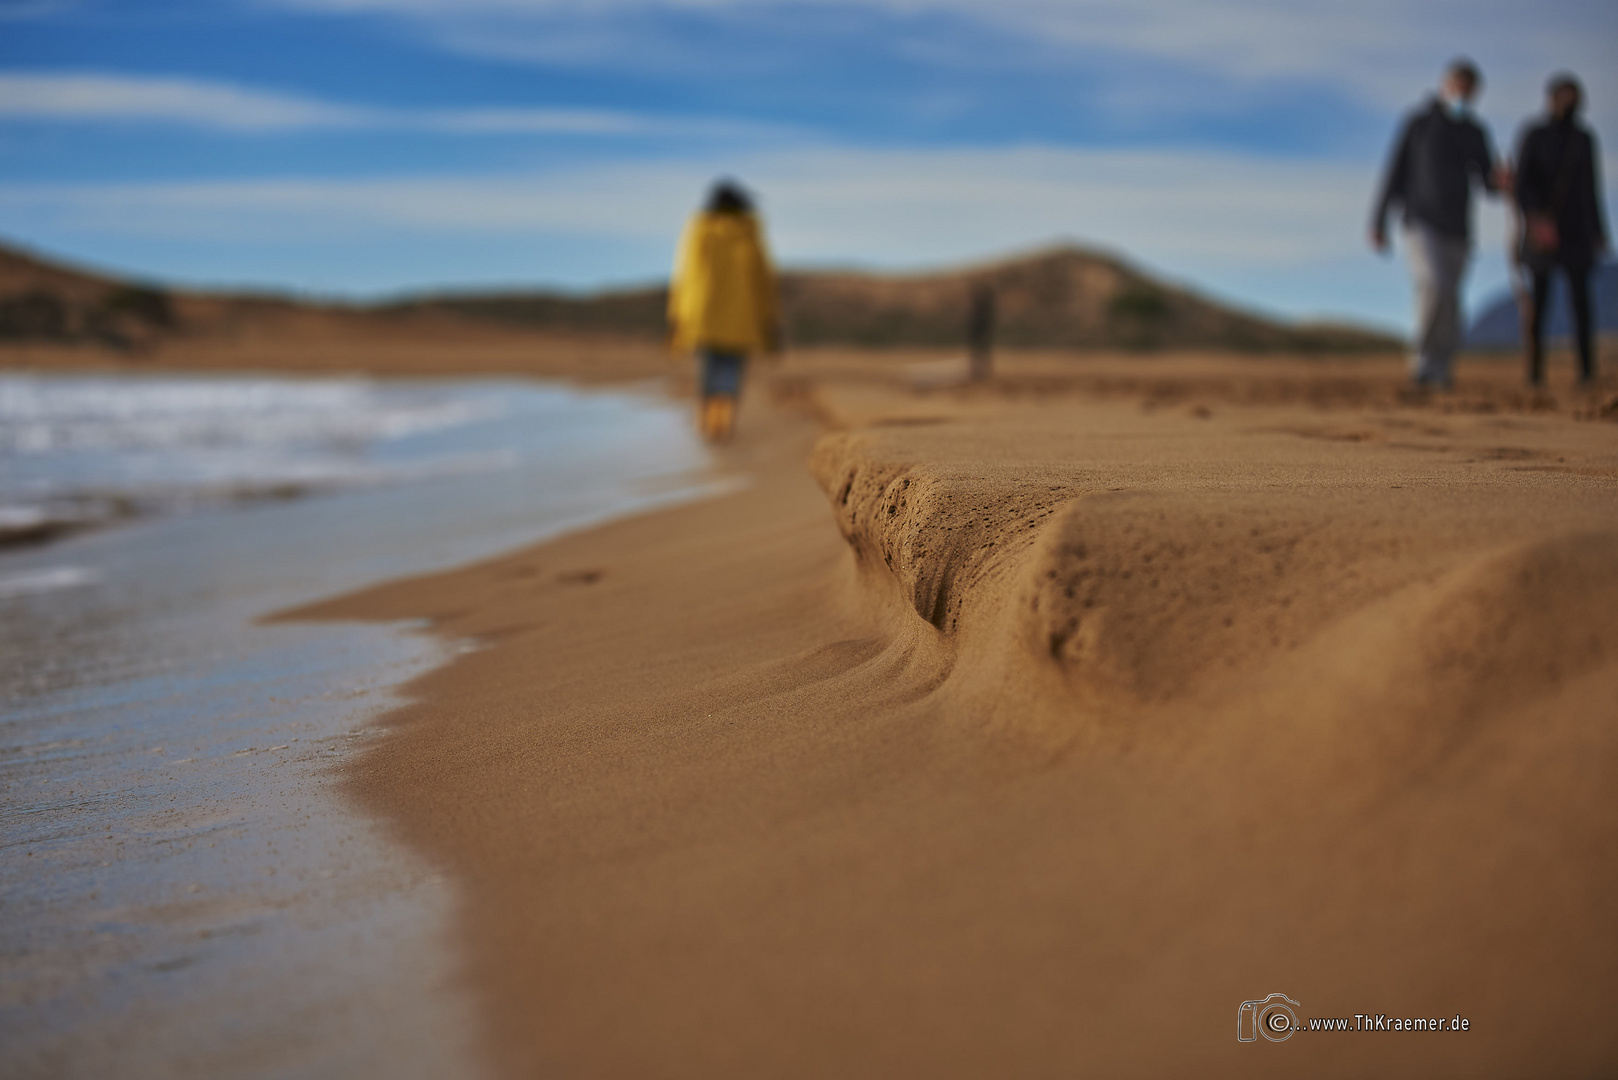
left=0, top=244, right=177, bottom=350
left=389, top=246, right=1397, bottom=353
left=2, top=239, right=1398, bottom=354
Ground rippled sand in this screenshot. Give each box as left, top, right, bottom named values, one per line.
left=295, top=350, right=1617, bottom=1078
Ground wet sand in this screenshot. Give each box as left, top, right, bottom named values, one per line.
left=0, top=375, right=722, bottom=1079
left=287, top=350, right=1618, bottom=1077
left=0, top=328, right=671, bottom=384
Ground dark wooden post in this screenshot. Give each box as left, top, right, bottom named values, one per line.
left=968, top=282, right=995, bottom=381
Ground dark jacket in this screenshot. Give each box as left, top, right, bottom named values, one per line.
left=1515, top=115, right=1608, bottom=269
left=1373, top=98, right=1498, bottom=242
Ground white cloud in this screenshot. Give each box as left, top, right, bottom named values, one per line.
left=0, top=142, right=1472, bottom=277
left=267, top=0, right=1617, bottom=113
left=0, top=73, right=370, bottom=129
left=13, top=138, right=1609, bottom=318
left=253, top=0, right=1618, bottom=235
left=417, top=107, right=780, bottom=138
left=0, top=0, right=77, bottom=20
left=0, top=71, right=782, bottom=137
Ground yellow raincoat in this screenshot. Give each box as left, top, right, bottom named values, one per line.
left=668, top=210, right=778, bottom=355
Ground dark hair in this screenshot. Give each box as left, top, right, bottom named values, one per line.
left=1446, top=58, right=1481, bottom=88
left=706, top=179, right=753, bottom=215
left=1547, top=71, right=1583, bottom=111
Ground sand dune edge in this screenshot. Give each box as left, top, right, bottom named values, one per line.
left=284, top=378, right=1618, bottom=1078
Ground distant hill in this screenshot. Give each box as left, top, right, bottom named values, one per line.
left=1466, top=261, right=1618, bottom=348
left=1, top=238, right=1398, bottom=354
left=0, top=241, right=434, bottom=351
left=0, top=241, right=179, bottom=349
left=391, top=245, right=1398, bottom=353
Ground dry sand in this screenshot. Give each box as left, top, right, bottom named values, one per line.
left=270, top=346, right=1618, bottom=1078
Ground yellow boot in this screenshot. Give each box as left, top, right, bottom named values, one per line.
left=712, top=394, right=736, bottom=442
left=698, top=396, right=719, bottom=441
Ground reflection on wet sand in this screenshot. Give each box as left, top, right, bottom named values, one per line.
left=0, top=375, right=720, bottom=1079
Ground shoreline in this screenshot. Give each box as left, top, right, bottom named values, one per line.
left=283, top=362, right=1618, bottom=1077
left=0, top=373, right=725, bottom=1079
left=0, top=370, right=720, bottom=561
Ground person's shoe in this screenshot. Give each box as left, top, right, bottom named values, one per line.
left=712, top=395, right=736, bottom=441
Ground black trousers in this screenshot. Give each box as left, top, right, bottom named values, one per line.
left=1526, top=263, right=1595, bottom=384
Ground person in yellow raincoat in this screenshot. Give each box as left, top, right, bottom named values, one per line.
left=668, top=179, right=780, bottom=442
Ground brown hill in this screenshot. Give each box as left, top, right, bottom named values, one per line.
left=0, top=240, right=181, bottom=349
left=0, top=238, right=1397, bottom=354
left=791, top=247, right=1397, bottom=351
left=389, top=245, right=1395, bottom=353
left=0, top=240, right=462, bottom=353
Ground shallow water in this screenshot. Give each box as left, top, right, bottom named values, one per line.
left=0, top=374, right=723, bottom=1078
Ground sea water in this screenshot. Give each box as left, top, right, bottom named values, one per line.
left=0, top=373, right=724, bottom=1079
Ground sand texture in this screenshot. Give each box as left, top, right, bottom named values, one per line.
left=285, top=354, right=1618, bottom=1077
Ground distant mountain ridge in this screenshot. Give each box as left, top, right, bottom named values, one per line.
left=1, top=238, right=1398, bottom=353
left=1466, top=262, right=1618, bottom=349
left=0, top=240, right=179, bottom=349
left=390, top=245, right=1398, bottom=353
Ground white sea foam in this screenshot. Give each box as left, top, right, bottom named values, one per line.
left=0, top=565, right=101, bottom=599
left=0, top=376, right=488, bottom=453
left=0, top=505, right=49, bottom=529
left=0, top=373, right=522, bottom=521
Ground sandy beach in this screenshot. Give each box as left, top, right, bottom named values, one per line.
left=276, top=348, right=1618, bottom=1078
left=8, top=1, right=1614, bottom=1070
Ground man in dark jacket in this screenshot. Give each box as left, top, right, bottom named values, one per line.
left=1515, top=73, right=1610, bottom=387
left=1371, top=59, right=1503, bottom=389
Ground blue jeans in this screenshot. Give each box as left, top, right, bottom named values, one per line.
left=700, top=350, right=746, bottom=397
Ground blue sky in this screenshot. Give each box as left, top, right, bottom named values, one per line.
left=1, top=0, right=1613, bottom=332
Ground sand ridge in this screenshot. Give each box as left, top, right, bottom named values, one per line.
left=286, top=358, right=1618, bottom=1077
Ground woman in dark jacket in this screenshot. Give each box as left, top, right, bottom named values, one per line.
left=1514, top=73, right=1610, bottom=387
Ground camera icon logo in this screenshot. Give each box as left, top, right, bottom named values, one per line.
left=1237, top=993, right=1300, bottom=1042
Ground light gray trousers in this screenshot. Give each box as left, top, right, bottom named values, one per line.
left=1403, top=223, right=1471, bottom=387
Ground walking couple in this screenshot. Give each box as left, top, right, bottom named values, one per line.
left=1372, top=60, right=1610, bottom=390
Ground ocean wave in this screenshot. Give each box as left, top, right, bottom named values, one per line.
left=0, top=565, right=101, bottom=600
left=0, top=502, right=122, bottom=547
left=0, top=375, right=497, bottom=456
left=0, top=375, right=526, bottom=535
